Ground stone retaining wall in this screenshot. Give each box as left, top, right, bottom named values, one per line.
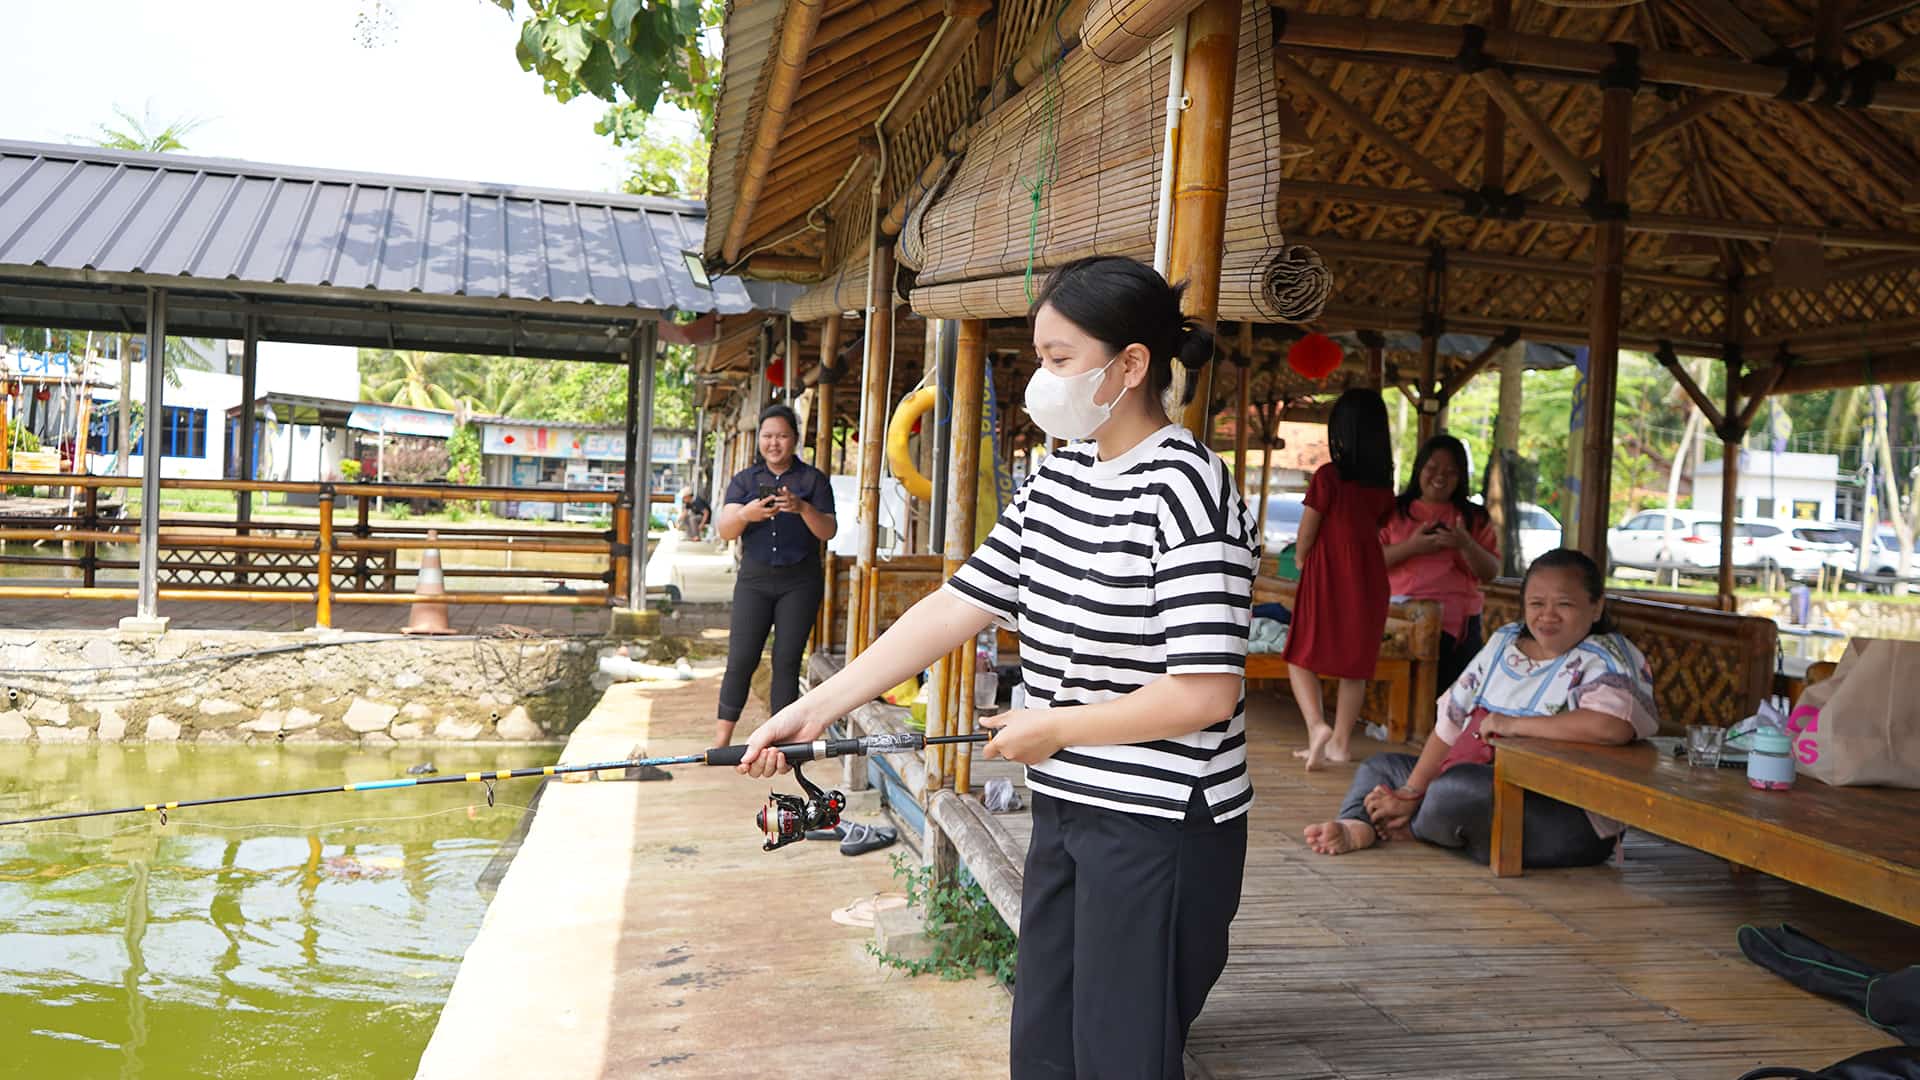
left=0, top=631, right=639, bottom=745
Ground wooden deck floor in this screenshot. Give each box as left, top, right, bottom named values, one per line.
left=948, top=692, right=1920, bottom=1079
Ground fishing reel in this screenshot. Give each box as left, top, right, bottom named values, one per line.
left=754, top=763, right=846, bottom=852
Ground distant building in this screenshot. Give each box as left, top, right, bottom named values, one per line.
left=1692, top=450, right=1840, bottom=523
left=478, top=420, right=693, bottom=521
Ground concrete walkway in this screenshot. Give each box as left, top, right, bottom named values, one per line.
left=416, top=673, right=1010, bottom=1078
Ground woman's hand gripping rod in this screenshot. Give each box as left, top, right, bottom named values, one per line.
left=704, top=732, right=991, bottom=851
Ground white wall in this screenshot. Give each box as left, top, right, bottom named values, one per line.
left=85, top=344, right=359, bottom=482
left=1693, top=451, right=1839, bottom=523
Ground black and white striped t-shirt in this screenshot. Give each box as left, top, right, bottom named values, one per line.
left=944, top=423, right=1260, bottom=823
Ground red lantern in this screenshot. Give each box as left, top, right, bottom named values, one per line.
left=767, top=358, right=785, bottom=388
left=1287, top=333, right=1343, bottom=380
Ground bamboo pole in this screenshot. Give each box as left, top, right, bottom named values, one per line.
left=1272, top=54, right=1463, bottom=193
left=1574, top=85, right=1632, bottom=561
left=815, top=316, right=842, bottom=651
left=316, top=488, right=334, bottom=629
left=949, top=318, right=987, bottom=795
left=722, top=0, right=828, bottom=264
left=851, top=239, right=896, bottom=659
left=1475, top=68, right=1593, bottom=198
left=882, top=0, right=990, bottom=137
left=611, top=499, right=632, bottom=603
left=1169, top=0, right=1240, bottom=436
left=1233, top=362, right=1250, bottom=498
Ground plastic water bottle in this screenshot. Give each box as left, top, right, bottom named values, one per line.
left=1746, top=728, right=1796, bottom=791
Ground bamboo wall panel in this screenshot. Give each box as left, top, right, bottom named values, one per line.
left=907, top=0, right=1304, bottom=320
left=1749, top=263, right=1920, bottom=343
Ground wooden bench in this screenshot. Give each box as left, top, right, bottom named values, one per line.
left=1483, top=579, right=1777, bottom=734
left=1491, top=738, right=1920, bottom=925
left=1247, top=577, right=1444, bottom=742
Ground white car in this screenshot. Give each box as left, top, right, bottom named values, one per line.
left=1261, top=493, right=1306, bottom=553
left=1607, top=509, right=1767, bottom=579
left=1696, top=519, right=1827, bottom=583
left=1514, top=501, right=1562, bottom=569
left=643, top=531, right=738, bottom=604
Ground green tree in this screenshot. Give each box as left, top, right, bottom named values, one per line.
left=90, top=104, right=205, bottom=153
left=493, top=0, right=724, bottom=138
left=619, top=116, right=709, bottom=197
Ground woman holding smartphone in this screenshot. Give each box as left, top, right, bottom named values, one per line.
left=712, top=403, right=837, bottom=748
left=1380, top=434, right=1500, bottom=692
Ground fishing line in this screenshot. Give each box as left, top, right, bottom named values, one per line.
left=0, top=733, right=995, bottom=851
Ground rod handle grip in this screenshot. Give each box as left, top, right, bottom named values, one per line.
left=704, top=739, right=858, bottom=767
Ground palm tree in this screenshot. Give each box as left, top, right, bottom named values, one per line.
left=358, top=350, right=531, bottom=417
left=91, top=105, right=204, bottom=154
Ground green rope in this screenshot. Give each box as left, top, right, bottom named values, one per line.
left=1022, top=0, right=1068, bottom=303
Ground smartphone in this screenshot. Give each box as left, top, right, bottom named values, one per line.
left=756, top=483, right=782, bottom=502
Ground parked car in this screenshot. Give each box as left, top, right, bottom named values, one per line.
left=644, top=531, right=738, bottom=604
left=1514, top=501, right=1562, bottom=569
left=1607, top=509, right=1768, bottom=579
left=1811, top=523, right=1913, bottom=576
left=1262, top=492, right=1306, bottom=552
left=1695, top=519, right=1827, bottom=583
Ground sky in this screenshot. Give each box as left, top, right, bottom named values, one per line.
left=5, top=0, right=696, bottom=193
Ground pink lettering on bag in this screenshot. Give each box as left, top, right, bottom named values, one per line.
left=1797, top=740, right=1820, bottom=766
left=1787, top=705, right=1820, bottom=735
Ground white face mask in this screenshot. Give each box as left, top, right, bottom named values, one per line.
left=1025, top=356, right=1127, bottom=442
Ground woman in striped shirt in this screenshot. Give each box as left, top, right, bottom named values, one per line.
left=741, top=256, right=1260, bottom=1078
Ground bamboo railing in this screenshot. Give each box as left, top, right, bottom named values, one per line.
left=0, top=473, right=637, bottom=628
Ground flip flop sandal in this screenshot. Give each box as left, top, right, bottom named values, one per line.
left=840, top=822, right=898, bottom=856
left=805, top=824, right=848, bottom=842
left=829, top=892, right=908, bottom=928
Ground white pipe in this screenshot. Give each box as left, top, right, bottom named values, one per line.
left=1151, top=20, right=1190, bottom=277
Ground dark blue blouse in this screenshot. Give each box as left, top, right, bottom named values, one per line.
left=724, top=459, right=836, bottom=567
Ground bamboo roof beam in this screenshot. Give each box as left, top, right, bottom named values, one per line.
left=1475, top=68, right=1595, bottom=199
left=1695, top=116, right=1828, bottom=223
left=1272, top=53, right=1465, bottom=193
left=723, top=0, right=830, bottom=264
left=810, top=2, right=946, bottom=69
left=1281, top=0, right=1394, bottom=180
left=1514, top=94, right=1726, bottom=202
left=1786, top=0, right=1920, bottom=48
left=1438, top=327, right=1520, bottom=401
left=1729, top=103, right=1881, bottom=225
left=1756, top=348, right=1920, bottom=393
left=1264, top=10, right=1920, bottom=111
left=881, top=0, right=992, bottom=138
left=1360, top=72, right=1473, bottom=240
left=1272, top=178, right=1920, bottom=251
left=1301, top=235, right=1725, bottom=292
left=1003, top=0, right=1092, bottom=101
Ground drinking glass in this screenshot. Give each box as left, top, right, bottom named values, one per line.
left=1686, top=724, right=1726, bottom=769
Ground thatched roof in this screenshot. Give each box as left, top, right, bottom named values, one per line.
left=708, top=0, right=1920, bottom=387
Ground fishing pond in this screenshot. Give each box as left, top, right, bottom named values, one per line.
left=0, top=741, right=558, bottom=1079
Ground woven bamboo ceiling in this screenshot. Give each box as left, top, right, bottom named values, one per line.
left=707, top=0, right=1920, bottom=385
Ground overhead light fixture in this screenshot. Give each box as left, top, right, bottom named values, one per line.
left=684, top=251, right=713, bottom=290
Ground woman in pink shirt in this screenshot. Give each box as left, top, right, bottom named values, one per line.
left=1379, top=435, right=1501, bottom=691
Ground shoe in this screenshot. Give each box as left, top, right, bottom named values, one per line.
left=805, top=824, right=847, bottom=842
left=829, top=892, right=909, bottom=928
left=840, top=822, right=898, bottom=856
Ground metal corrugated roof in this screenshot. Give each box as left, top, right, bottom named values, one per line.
left=0, top=140, right=797, bottom=361
left=0, top=139, right=757, bottom=312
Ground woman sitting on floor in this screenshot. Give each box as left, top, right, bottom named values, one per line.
left=1302, top=547, right=1659, bottom=868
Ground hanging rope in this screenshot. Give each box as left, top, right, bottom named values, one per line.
left=1021, top=0, right=1069, bottom=303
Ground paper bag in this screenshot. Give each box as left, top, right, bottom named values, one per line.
left=1786, top=638, right=1920, bottom=788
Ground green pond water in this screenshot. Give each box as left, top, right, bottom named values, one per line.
left=0, top=742, right=558, bottom=1080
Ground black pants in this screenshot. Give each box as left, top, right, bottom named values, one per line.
left=716, top=557, right=823, bottom=723
left=1338, top=753, right=1616, bottom=868
left=1011, top=790, right=1248, bottom=1080
left=1436, top=614, right=1484, bottom=701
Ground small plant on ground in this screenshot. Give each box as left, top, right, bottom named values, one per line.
left=389, top=502, right=411, bottom=520
left=867, top=852, right=1017, bottom=987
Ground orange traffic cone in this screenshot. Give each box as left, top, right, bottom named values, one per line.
left=403, top=529, right=455, bottom=635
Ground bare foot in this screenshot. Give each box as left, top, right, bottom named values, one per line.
left=1293, top=723, right=1331, bottom=760
left=1321, top=739, right=1353, bottom=765
left=1302, top=819, right=1377, bottom=855
left=1302, top=725, right=1333, bottom=770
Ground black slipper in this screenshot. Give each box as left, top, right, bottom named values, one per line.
left=840, top=822, right=898, bottom=856
left=805, top=824, right=847, bottom=842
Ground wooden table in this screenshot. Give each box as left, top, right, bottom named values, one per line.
left=1491, top=738, right=1920, bottom=925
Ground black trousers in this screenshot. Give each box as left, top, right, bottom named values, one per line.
left=1436, top=614, right=1485, bottom=699
left=1338, top=753, right=1616, bottom=868
left=716, top=556, right=823, bottom=724
left=1011, top=790, right=1248, bottom=1080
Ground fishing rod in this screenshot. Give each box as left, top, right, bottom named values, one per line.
left=0, top=731, right=994, bottom=852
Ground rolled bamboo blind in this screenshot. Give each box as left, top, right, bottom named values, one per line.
left=904, top=0, right=1315, bottom=322
left=791, top=250, right=872, bottom=323
left=1081, top=0, right=1205, bottom=65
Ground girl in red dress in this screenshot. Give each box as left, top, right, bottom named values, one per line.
left=1282, top=388, right=1396, bottom=770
